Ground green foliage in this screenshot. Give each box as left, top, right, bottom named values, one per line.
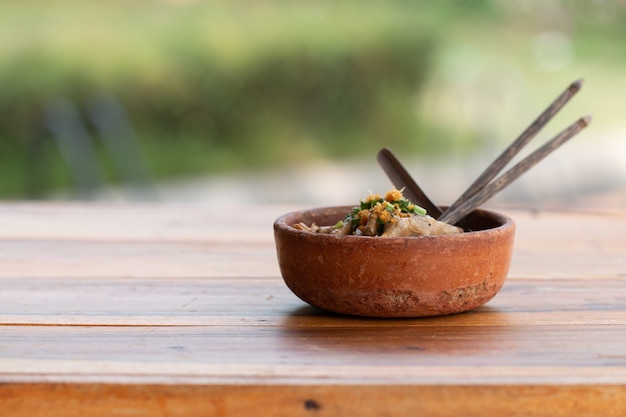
left=0, top=1, right=437, bottom=197
left=4, top=0, right=622, bottom=198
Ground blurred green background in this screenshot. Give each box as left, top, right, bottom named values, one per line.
left=1, top=0, right=624, bottom=204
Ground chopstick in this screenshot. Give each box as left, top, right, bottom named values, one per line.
left=438, top=115, right=592, bottom=225
left=377, top=148, right=443, bottom=217
left=440, top=78, right=584, bottom=220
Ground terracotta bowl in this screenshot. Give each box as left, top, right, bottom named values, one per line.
left=274, top=206, right=515, bottom=318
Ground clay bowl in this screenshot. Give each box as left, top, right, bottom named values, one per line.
left=274, top=206, right=515, bottom=318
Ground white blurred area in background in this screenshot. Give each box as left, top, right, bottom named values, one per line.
left=100, top=124, right=626, bottom=212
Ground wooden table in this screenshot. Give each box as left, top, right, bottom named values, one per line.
left=1, top=202, right=625, bottom=416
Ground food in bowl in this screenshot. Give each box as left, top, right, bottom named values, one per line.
left=274, top=198, right=515, bottom=318
left=293, top=189, right=462, bottom=237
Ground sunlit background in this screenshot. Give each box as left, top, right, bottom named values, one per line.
left=1, top=0, right=624, bottom=210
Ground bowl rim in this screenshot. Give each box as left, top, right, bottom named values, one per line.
left=274, top=205, right=515, bottom=242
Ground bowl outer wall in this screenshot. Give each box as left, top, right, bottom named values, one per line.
left=273, top=206, right=515, bottom=317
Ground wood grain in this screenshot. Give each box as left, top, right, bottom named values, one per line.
left=1, top=277, right=625, bottom=326
left=0, top=203, right=625, bottom=415
left=3, top=384, right=625, bottom=417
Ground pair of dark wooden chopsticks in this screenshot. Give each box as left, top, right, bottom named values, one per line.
left=378, top=79, right=591, bottom=225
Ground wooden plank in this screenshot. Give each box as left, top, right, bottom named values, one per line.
left=2, top=384, right=625, bottom=417
left=0, top=203, right=624, bottom=247
left=1, top=276, right=625, bottom=385
left=0, top=204, right=625, bottom=415
left=1, top=277, right=625, bottom=326
left=0, top=236, right=621, bottom=280
left=510, top=209, right=626, bottom=279
left=0, top=228, right=623, bottom=280
left=0, top=205, right=623, bottom=280
left=1, top=323, right=626, bottom=385
left=0, top=241, right=280, bottom=279
left=0, top=203, right=290, bottom=243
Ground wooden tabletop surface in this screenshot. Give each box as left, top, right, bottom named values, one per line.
left=1, top=202, right=625, bottom=416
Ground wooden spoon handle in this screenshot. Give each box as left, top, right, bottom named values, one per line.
left=377, top=147, right=443, bottom=218
left=441, top=79, right=584, bottom=219
left=439, top=115, right=592, bottom=225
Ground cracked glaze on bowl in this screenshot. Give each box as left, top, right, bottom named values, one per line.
left=274, top=206, right=515, bottom=318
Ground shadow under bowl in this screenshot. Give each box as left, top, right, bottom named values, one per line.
left=274, top=206, right=515, bottom=318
